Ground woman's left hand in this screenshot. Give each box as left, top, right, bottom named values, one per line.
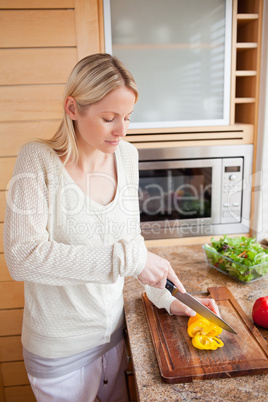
left=170, top=297, right=220, bottom=317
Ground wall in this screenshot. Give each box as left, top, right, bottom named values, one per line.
left=0, top=1, right=102, bottom=400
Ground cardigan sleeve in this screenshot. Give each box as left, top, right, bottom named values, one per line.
left=4, top=143, right=147, bottom=286
left=144, top=285, right=176, bottom=314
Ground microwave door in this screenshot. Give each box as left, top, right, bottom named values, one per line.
left=139, top=159, right=222, bottom=227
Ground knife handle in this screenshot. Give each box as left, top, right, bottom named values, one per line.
left=165, top=279, right=177, bottom=295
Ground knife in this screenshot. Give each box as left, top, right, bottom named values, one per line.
left=165, top=279, right=237, bottom=334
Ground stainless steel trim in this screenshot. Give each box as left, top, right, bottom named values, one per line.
left=138, top=144, right=253, bottom=161
left=141, top=222, right=252, bottom=240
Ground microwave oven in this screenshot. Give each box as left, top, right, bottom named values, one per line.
left=138, top=144, right=253, bottom=240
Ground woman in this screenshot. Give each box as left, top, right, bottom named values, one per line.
left=4, top=53, right=218, bottom=402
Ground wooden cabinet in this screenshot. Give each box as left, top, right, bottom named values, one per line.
left=101, top=0, right=264, bottom=152
left=104, top=0, right=233, bottom=129
left=231, top=0, right=263, bottom=139
left=123, top=330, right=138, bottom=401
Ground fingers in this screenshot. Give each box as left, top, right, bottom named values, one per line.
left=196, top=297, right=221, bottom=317
left=152, top=276, right=167, bottom=289
left=137, top=251, right=186, bottom=292
left=167, top=267, right=186, bottom=293
left=137, top=251, right=170, bottom=288
left=170, top=297, right=221, bottom=318
left=170, top=299, right=196, bottom=316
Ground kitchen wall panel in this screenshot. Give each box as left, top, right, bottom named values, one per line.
left=0, top=121, right=59, bottom=157
left=0, top=223, right=3, bottom=253
left=2, top=362, right=28, bottom=387
left=0, top=310, right=23, bottom=337
left=0, top=336, right=23, bottom=362
left=0, top=254, right=11, bottom=282
left=0, top=0, right=74, bottom=8
left=4, top=385, right=36, bottom=402
left=0, top=85, right=65, bottom=122
left=0, top=48, right=77, bottom=85
left=0, top=1, right=103, bottom=399
left=0, top=158, right=16, bottom=190
left=0, top=10, right=77, bottom=48
left=0, top=192, right=7, bottom=222
left=0, top=282, right=24, bottom=309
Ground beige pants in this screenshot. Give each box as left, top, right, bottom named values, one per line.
left=27, top=339, right=128, bottom=402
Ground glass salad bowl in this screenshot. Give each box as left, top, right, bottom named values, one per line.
left=202, top=236, right=268, bottom=284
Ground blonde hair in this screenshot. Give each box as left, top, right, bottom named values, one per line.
left=41, top=53, right=138, bottom=164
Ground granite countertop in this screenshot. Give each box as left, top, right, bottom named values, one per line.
left=123, top=244, right=268, bottom=401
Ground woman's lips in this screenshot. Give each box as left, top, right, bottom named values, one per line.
left=106, top=140, right=120, bottom=145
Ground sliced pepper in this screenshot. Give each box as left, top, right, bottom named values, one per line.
left=192, top=334, right=224, bottom=350
left=187, top=313, right=224, bottom=351
left=187, top=318, right=210, bottom=337
left=188, top=313, right=207, bottom=327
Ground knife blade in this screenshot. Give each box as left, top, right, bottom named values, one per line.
left=166, top=279, right=237, bottom=334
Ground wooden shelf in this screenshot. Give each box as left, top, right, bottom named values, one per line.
left=236, top=42, right=258, bottom=49
left=236, top=70, right=257, bottom=76
left=237, top=13, right=259, bottom=26
left=237, top=13, right=259, bottom=19
left=235, top=97, right=256, bottom=103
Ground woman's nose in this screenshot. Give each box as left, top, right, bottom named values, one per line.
left=113, top=120, right=126, bottom=137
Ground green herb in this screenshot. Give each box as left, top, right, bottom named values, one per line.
left=203, top=235, right=268, bottom=283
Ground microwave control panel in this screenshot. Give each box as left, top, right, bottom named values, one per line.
left=221, top=158, right=243, bottom=223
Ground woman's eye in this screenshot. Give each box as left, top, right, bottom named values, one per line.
left=103, top=118, right=114, bottom=123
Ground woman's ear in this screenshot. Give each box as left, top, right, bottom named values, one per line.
left=64, top=96, right=78, bottom=120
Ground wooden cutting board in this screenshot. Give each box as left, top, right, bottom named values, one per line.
left=142, top=286, right=268, bottom=383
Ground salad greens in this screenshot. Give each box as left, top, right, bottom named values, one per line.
left=203, top=235, right=268, bottom=283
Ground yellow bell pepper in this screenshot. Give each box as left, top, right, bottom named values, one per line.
left=187, top=313, right=224, bottom=350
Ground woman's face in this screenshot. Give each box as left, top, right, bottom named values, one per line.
left=69, top=86, right=136, bottom=154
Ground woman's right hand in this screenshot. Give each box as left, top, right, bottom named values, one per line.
left=137, top=251, right=186, bottom=292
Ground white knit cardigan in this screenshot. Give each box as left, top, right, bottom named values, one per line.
left=4, top=141, right=174, bottom=358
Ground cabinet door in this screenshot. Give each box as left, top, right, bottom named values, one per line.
left=103, top=0, right=232, bottom=128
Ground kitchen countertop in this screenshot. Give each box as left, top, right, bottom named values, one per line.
left=123, top=244, right=268, bottom=402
